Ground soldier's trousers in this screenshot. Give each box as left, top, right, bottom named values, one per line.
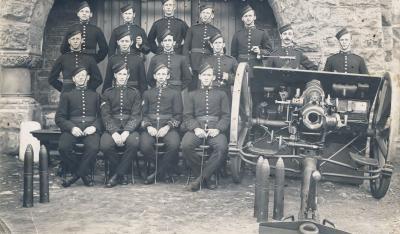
left=139, top=129, right=180, bottom=176
left=181, top=132, right=227, bottom=180
left=100, top=132, right=139, bottom=176
left=58, top=132, right=100, bottom=177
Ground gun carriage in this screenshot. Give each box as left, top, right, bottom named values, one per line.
left=228, top=63, right=399, bottom=233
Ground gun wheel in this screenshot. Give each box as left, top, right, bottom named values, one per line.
left=229, top=63, right=252, bottom=184
left=369, top=73, right=398, bottom=199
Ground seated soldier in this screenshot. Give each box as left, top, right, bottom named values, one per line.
left=181, top=63, right=230, bottom=191
left=55, top=67, right=102, bottom=187
left=140, top=63, right=183, bottom=184
left=100, top=62, right=142, bottom=188
left=103, top=28, right=147, bottom=94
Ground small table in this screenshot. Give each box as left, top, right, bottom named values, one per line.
left=31, top=129, right=61, bottom=154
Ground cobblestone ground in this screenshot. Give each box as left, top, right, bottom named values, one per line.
left=0, top=154, right=399, bottom=234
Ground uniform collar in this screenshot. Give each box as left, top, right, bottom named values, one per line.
left=245, top=25, right=256, bottom=30
left=163, top=49, right=175, bottom=55
left=119, top=50, right=130, bottom=55
left=340, top=50, right=352, bottom=54
left=70, top=48, right=82, bottom=53
left=164, top=15, right=174, bottom=19
left=200, top=85, right=213, bottom=90
left=80, top=20, right=89, bottom=25
left=75, top=86, right=87, bottom=90
left=213, top=52, right=224, bottom=56
left=281, top=44, right=294, bottom=49
left=156, top=83, right=168, bottom=89
left=115, top=85, right=127, bottom=89
left=124, top=21, right=134, bottom=25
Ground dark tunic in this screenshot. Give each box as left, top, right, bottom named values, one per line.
left=266, top=46, right=318, bottom=70
left=108, top=23, right=151, bottom=57
left=101, top=86, right=142, bottom=134
left=142, top=85, right=183, bottom=129
left=48, top=51, right=103, bottom=92
left=148, top=16, right=189, bottom=54
left=202, top=54, right=238, bottom=90
left=231, top=26, right=272, bottom=67
left=182, top=87, right=230, bottom=132
left=324, top=51, right=368, bottom=74
left=183, top=23, right=221, bottom=72
left=102, top=53, right=147, bottom=94
left=147, top=51, right=192, bottom=90
left=60, top=22, right=108, bottom=63
left=55, top=87, right=102, bottom=132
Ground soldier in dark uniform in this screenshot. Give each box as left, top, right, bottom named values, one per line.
left=108, top=4, right=150, bottom=57
left=231, top=5, right=272, bottom=67
left=140, top=63, right=183, bottom=184
left=60, top=1, right=108, bottom=63
left=148, top=0, right=189, bottom=54
left=147, top=29, right=192, bottom=91
left=100, top=62, right=142, bottom=188
left=181, top=63, right=230, bottom=192
left=203, top=33, right=238, bottom=97
left=49, top=29, right=103, bottom=92
left=324, top=28, right=368, bottom=74
left=231, top=5, right=272, bottom=107
left=55, top=67, right=101, bottom=187
left=103, top=29, right=147, bottom=93
left=183, top=4, right=221, bottom=75
left=266, top=24, right=318, bottom=70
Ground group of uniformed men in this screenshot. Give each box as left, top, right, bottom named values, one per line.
left=50, top=0, right=369, bottom=192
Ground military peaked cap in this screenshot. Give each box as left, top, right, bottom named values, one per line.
left=78, top=1, right=90, bottom=11
left=336, top=28, right=350, bottom=40
left=279, top=24, right=293, bottom=34
left=121, top=4, right=135, bottom=13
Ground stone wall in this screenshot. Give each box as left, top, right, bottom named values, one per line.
left=0, top=0, right=54, bottom=154
left=268, top=0, right=387, bottom=75
left=31, top=0, right=81, bottom=128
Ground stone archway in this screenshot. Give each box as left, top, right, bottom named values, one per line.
left=0, top=0, right=54, bottom=154
left=0, top=0, right=395, bottom=154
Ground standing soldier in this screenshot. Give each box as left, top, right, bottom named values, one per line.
left=108, top=4, right=150, bottom=57
left=231, top=5, right=272, bottom=67
left=266, top=24, right=318, bottom=70
left=49, top=29, right=102, bottom=92
left=140, top=63, right=183, bottom=184
left=147, top=29, right=192, bottom=91
left=324, top=28, right=368, bottom=74
left=183, top=4, right=221, bottom=76
left=100, top=62, right=142, bottom=188
left=203, top=33, right=238, bottom=97
left=55, top=67, right=101, bottom=187
left=60, top=1, right=108, bottom=63
left=231, top=4, right=272, bottom=106
left=103, top=29, right=147, bottom=94
left=181, top=63, right=230, bottom=192
left=148, top=0, right=189, bottom=54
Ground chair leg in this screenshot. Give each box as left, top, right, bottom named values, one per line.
left=104, top=157, right=109, bottom=185
left=131, top=156, right=137, bottom=184
left=186, top=168, right=192, bottom=185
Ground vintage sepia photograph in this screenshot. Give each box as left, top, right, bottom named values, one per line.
left=0, top=0, right=399, bottom=233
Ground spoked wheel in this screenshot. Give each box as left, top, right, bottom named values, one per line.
left=369, top=73, right=398, bottom=199
left=229, top=63, right=252, bottom=183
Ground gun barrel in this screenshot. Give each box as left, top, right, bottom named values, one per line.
left=39, top=145, right=49, bottom=203
left=23, top=144, right=34, bottom=208
left=261, top=55, right=296, bottom=60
